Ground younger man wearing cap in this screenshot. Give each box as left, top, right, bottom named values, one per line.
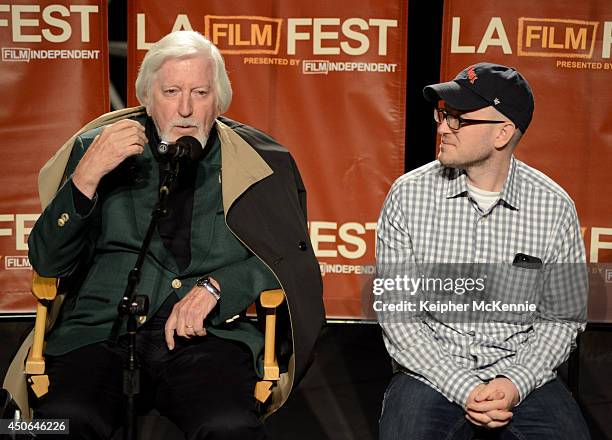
left=376, top=63, right=590, bottom=439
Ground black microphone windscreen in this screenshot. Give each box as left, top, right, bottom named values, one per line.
left=175, top=136, right=203, bottom=161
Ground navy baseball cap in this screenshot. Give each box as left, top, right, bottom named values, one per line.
left=423, top=62, right=535, bottom=133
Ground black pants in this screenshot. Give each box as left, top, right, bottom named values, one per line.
left=33, top=318, right=266, bottom=440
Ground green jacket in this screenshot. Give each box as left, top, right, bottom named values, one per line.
left=29, top=113, right=279, bottom=375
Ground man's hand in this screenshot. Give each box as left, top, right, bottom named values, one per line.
left=73, top=119, right=147, bottom=199
left=465, top=384, right=490, bottom=426
left=164, top=277, right=221, bottom=350
left=465, top=378, right=519, bottom=428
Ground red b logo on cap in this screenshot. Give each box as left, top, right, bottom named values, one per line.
left=467, top=66, right=478, bottom=84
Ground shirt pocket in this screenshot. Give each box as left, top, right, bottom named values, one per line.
left=479, top=264, right=542, bottom=323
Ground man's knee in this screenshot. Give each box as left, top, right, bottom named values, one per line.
left=184, top=407, right=265, bottom=440
left=379, top=374, right=468, bottom=440
left=510, top=379, right=590, bottom=440
left=35, top=395, right=117, bottom=439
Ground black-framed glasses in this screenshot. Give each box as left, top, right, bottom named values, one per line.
left=434, top=108, right=507, bottom=130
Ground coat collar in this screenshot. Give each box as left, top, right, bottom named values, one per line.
left=37, top=107, right=274, bottom=213
left=215, top=118, right=273, bottom=216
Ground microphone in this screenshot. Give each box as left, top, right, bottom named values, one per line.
left=157, top=136, right=204, bottom=162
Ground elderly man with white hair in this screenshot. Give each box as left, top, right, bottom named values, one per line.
left=26, top=31, right=324, bottom=439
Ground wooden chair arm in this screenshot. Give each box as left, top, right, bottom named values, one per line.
left=25, top=273, right=57, bottom=381
left=255, top=288, right=285, bottom=403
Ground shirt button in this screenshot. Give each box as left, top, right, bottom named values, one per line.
left=171, top=279, right=182, bottom=289
left=298, top=241, right=308, bottom=251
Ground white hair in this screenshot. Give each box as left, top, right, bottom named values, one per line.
left=135, top=31, right=232, bottom=114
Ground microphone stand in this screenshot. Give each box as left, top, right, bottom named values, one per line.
left=109, top=158, right=180, bottom=440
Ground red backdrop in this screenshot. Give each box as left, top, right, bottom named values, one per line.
left=0, top=0, right=109, bottom=313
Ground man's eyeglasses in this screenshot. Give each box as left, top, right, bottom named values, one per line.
left=434, top=108, right=508, bottom=130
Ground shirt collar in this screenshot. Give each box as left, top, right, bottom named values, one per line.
left=445, top=166, right=468, bottom=198
left=498, top=156, right=520, bottom=210
left=444, top=156, right=521, bottom=211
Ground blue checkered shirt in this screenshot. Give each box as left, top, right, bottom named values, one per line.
left=376, top=157, right=587, bottom=407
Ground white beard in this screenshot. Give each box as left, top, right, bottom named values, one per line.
left=155, top=118, right=209, bottom=149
